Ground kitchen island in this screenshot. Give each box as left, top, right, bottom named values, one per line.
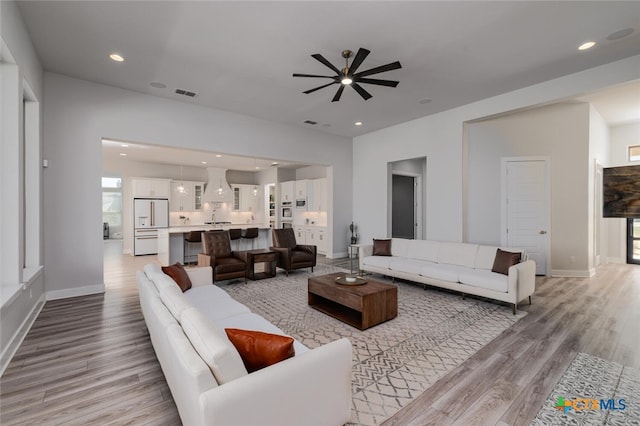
left=157, top=224, right=272, bottom=266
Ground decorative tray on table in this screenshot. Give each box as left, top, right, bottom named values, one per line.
left=335, top=275, right=368, bottom=286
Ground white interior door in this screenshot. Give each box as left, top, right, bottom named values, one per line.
left=502, top=159, right=549, bottom=275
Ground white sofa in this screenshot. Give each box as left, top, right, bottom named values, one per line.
left=137, top=264, right=352, bottom=426
left=359, top=238, right=536, bottom=314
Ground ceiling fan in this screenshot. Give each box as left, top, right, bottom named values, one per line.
left=293, top=48, right=401, bottom=102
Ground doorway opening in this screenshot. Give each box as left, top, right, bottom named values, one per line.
left=626, top=218, right=640, bottom=265
left=388, top=157, right=426, bottom=239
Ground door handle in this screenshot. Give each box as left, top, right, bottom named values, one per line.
left=539, top=230, right=547, bottom=235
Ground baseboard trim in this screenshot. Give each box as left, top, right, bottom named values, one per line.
left=0, top=294, right=46, bottom=376
left=328, top=251, right=348, bottom=259
left=46, top=284, right=105, bottom=301
left=606, top=257, right=625, bottom=264
left=551, top=269, right=595, bottom=278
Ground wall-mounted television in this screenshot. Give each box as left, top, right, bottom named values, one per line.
left=603, top=165, right=640, bottom=218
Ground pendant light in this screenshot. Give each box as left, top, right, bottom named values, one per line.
left=253, top=159, right=258, bottom=196
left=176, top=164, right=188, bottom=195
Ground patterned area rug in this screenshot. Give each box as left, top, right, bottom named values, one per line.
left=531, top=353, right=640, bottom=425
left=219, top=264, right=527, bottom=425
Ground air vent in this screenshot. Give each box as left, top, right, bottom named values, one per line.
left=175, top=88, right=198, bottom=98
left=303, top=120, right=317, bottom=125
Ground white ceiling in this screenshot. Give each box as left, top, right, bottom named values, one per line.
left=17, top=1, right=640, bottom=140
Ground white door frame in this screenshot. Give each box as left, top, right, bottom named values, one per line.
left=594, top=161, right=603, bottom=268
left=500, top=156, right=551, bottom=276
left=390, top=171, right=423, bottom=239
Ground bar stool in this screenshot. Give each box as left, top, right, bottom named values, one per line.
left=241, top=227, right=259, bottom=250
left=184, top=230, right=203, bottom=265
left=229, top=228, right=243, bottom=251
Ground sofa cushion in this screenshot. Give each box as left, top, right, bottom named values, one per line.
left=144, top=263, right=164, bottom=282
left=162, top=262, right=193, bottom=292
left=420, top=264, right=467, bottom=282
left=389, top=258, right=430, bottom=276
left=373, top=239, right=392, bottom=256
left=159, top=284, right=195, bottom=323
left=474, top=246, right=500, bottom=270
left=225, top=328, right=295, bottom=373
left=362, top=255, right=392, bottom=270
left=184, top=286, right=251, bottom=323
left=213, top=312, right=308, bottom=355
left=407, top=239, right=440, bottom=263
left=492, top=249, right=522, bottom=275
left=180, top=307, right=248, bottom=384
left=391, top=238, right=409, bottom=258
left=438, top=242, right=478, bottom=268
left=459, top=269, right=509, bottom=293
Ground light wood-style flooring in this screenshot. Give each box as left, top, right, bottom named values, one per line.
left=1, top=240, right=639, bottom=425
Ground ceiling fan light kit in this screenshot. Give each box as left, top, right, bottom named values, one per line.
left=293, top=47, right=401, bottom=102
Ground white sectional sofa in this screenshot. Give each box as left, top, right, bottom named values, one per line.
left=137, top=264, right=352, bottom=426
left=359, top=238, right=536, bottom=314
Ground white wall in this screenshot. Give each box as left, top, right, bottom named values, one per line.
left=0, top=0, right=46, bottom=374
left=44, top=72, right=352, bottom=296
left=353, top=55, right=639, bottom=276
left=607, top=122, right=640, bottom=262
left=467, top=103, right=591, bottom=273
left=587, top=105, right=610, bottom=271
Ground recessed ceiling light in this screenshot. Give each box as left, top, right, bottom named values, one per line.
left=578, top=41, right=596, bottom=51
left=121, top=144, right=128, bottom=148
left=119, top=153, right=127, bottom=156
left=607, top=28, right=634, bottom=41
left=271, top=162, right=279, bottom=166
left=201, top=161, right=207, bottom=164
left=354, top=122, right=362, bottom=126
left=109, top=53, right=124, bottom=62
left=255, top=166, right=260, bottom=170
left=150, top=82, right=167, bottom=89
left=215, top=154, right=222, bottom=158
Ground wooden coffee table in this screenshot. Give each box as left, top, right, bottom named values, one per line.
left=308, top=273, right=397, bottom=330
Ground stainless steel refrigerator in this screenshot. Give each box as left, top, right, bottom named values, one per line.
left=134, top=198, right=169, bottom=255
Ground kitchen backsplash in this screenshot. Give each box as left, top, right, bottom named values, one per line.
left=169, top=202, right=263, bottom=226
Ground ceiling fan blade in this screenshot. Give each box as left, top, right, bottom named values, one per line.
left=303, top=81, right=337, bottom=94
left=351, top=83, right=372, bottom=101
left=331, top=85, right=345, bottom=102
left=355, top=77, right=399, bottom=87
left=292, top=73, right=336, bottom=79
left=311, top=53, right=342, bottom=75
left=348, top=48, right=370, bottom=75
left=354, top=61, right=402, bottom=78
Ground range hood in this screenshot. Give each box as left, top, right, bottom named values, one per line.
left=203, top=167, right=233, bottom=203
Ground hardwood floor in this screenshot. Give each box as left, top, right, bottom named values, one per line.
left=1, top=240, right=639, bottom=425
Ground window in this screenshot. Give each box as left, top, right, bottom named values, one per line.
left=628, top=145, right=640, bottom=162
left=102, top=177, right=122, bottom=239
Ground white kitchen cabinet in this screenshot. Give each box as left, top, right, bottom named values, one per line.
left=312, top=178, right=327, bottom=212
left=170, top=181, right=204, bottom=212
left=232, top=185, right=260, bottom=212
left=280, top=181, right=294, bottom=203
left=295, top=179, right=312, bottom=199
left=295, top=226, right=327, bottom=254
left=132, top=178, right=171, bottom=198
left=317, top=227, right=327, bottom=254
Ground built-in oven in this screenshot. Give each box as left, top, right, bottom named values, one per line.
left=295, top=198, right=307, bottom=209
left=281, top=203, right=293, bottom=219
left=282, top=222, right=293, bottom=229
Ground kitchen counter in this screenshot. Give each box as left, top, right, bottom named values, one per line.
left=168, top=224, right=271, bottom=233
left=158, top=225, right=273, bottom=266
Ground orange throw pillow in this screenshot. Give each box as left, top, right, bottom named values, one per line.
left=161, top=262, right=192, bottom=292
left=224, top=328, right=295, bottom=373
